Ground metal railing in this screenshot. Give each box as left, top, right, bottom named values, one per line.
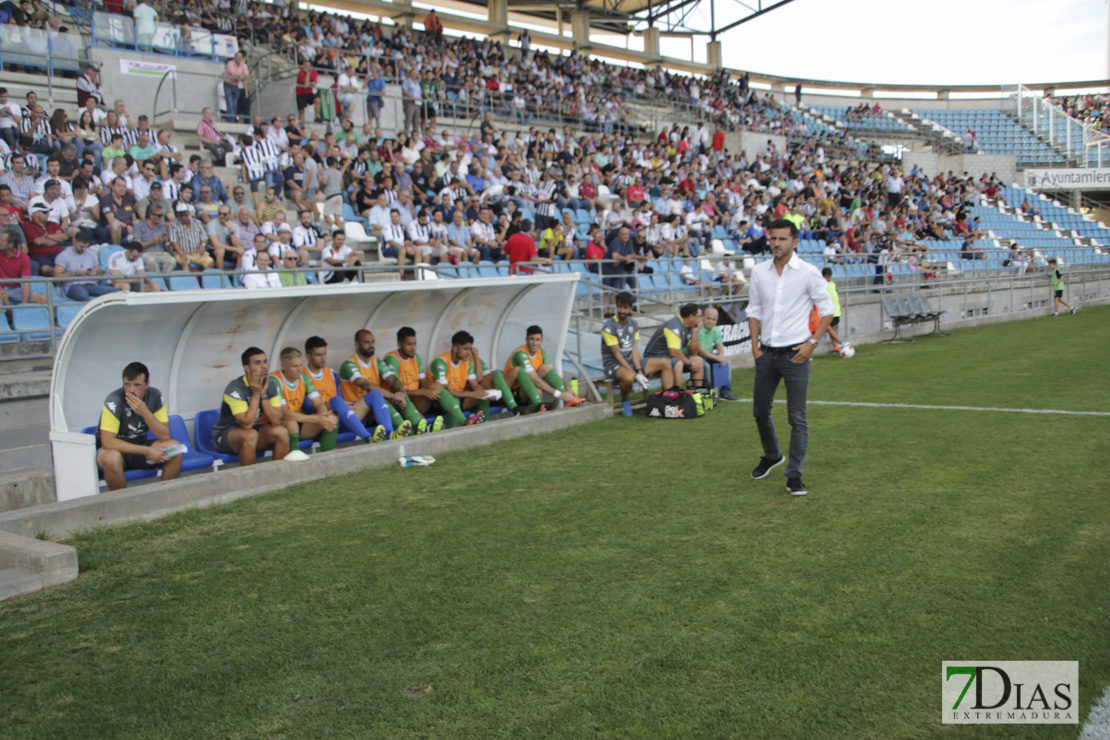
left=1017, top=85, right=1110, bottom=167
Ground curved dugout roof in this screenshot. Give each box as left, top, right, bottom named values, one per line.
left=49, top=275, right=579, bottom=434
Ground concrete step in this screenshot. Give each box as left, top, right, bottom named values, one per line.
left=0, top=356, right=53, bottom=376
left=0, top=370, right=51, bottom=400
left=0, top=444, right=52, bottom=473
left=0, top=469, right=55, bottom=512
left=0, top=567, right=44, bottom=602
left=0, top=424, right=49, bottom=450
left=0, top=340, right=50, bottom=360
left=0, top=398, right=48, bottom=430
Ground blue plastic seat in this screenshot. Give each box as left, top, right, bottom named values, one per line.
left=13, top=306, right=53, bottom=341
left=56, top=304, right=82, bottom=328
left=200, top=270, right=226, bottom=289
left=167, top=415, right=218, bottom=473
left=167, top=272, right=201, bottom=291
left=193, top=409, right=241, bottom=465
left=98, top=245, right=124, bottom=272
left=80, top=425, right=160, bottom=484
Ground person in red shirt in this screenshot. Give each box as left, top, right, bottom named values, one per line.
left=424, top=9, right=443, bottom=45
left=504, top=218, right=537, bottom=274
left=0, top=231, right=47, bottom=323
left=625, top=178, right=644, bottom=208
left=295, top=59, right=320, bottom=124
left=583, top=225, right=606, bottom=274
left=22, top=202, right=67, bottom=276
left=712, top=126, right=726, bottom=163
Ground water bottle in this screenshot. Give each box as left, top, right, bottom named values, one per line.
left=399, top=456, right=421, bottom=467
left=570, top=378, right=579, bottom=396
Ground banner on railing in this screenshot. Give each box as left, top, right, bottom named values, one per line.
left=1024, top=167, right=1110, bottom=191
left=120, top=58, right=177, bottom=78
left=213, top=34, right=239, bottom=59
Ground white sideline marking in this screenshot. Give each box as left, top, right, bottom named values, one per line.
left=1080, top=686, right=1110, bottom=739
left=731, top=399, right=1110, bottom=417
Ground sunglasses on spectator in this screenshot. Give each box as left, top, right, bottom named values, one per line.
left=219, top=210, right=230, bottom=216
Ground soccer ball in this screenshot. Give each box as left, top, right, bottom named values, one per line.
left=839, top=343, right=856, bottom=359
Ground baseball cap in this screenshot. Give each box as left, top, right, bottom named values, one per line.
left=150, top=181, right=162, bottom=189
left=277, top=223, right=293, bottom=233
left=174, top=202, right=189, bottom=213
left=31, top=201, right=51, bottom=212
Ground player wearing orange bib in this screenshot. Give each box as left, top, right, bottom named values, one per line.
left=504, top=324, right=585, bottom=410
left=427, top=330, right=520, bottom=427
left=270, top=347, right=340, bottom=452
left=382, top=326, right=445, bottom=433
left=302, top=335, right=390, bottom=444
left=336, top=330, right=413, bottom=439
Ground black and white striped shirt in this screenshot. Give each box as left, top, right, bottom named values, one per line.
left=241, top=139, right=281, bottom=180
left=100, top=125, right=135, bottom=147
left=536, top=179, right=559, bottom=218
left=351, top=159, right=368, bottom=178
left=382, top=223, right=407, bottom=246
left=407, top=220, right=431, bottom=244
left=20, top=117, right=51, bottom=144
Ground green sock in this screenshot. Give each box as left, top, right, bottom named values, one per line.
left=438, top=390, right=466, bottom=429
left=478, top=399, right=490, bottom=415
left=319, top=428, right=338, bottom=451
left=491, top=371, right=517, bottom=409
left=516, top=369, right=542, bottom=406
left=387, top=404, right=405, bottom=429
left=288, top=431, right=300, bottom=450
left=544, top=370, right=567, bottom=394
left=396, top=398, right=423, bottom=426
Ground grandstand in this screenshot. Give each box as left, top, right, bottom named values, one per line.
left=0, top=0, right=1108, bottom=512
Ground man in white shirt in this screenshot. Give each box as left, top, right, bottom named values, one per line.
left=366, top=194, right=393, bottom=237
left=746, top=218, right=833, bottom=497
left=242, top=250, right=283, bottom=289
left=712, top=257, right=746, bottom=296
left=108, top=241, right=160, bottom=292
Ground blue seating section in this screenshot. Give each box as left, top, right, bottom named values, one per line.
left=998, top=186, right=1110, bottom=248
left=914, top=109, right=1065, bottom=165
left=812, top=105, right=911, bottom=133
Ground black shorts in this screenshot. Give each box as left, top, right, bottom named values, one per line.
left=296, top=92, right=318, bottom=111
left=99, top=439, right=159, bottom=471
left=603, top=363, right=634, bottom=380
left=830, top=316, right=840, bottom=327
left=1054, top=289, right=1063, bottom=298
left=213, top=426, right=238, bottom=455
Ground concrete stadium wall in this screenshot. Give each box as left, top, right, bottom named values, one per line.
left=89, top=47, right=225, bottom=121
left=899, top=152, right=1017, bottom=181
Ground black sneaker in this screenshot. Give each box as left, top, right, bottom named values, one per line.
left=751, top=454, right=785, bottom=479
left=786, top=477, right=808, bottom=496
left=719, top=391, right=738, bottom=401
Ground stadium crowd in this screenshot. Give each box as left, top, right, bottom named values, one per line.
left=0, top=1, right=1021, bottom=323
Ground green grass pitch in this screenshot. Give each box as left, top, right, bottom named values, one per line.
left=1, top=307, right=1108, bottom=739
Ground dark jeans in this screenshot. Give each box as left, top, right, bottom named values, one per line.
left=64, top=282, right=119, bottom=302
left=752, top=347, right=811, bottom=478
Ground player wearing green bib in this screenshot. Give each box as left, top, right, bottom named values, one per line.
left=382, top=326, right=445, bottom=433
left=821, top=267, right=844, bottom=351
left=337, top=330, right=415, bottom=438
left=428, top=331, right=520, bottom=427
left=503, top=325, right=585, bottom=410
left=1047, top=258, right=1077, bottom=316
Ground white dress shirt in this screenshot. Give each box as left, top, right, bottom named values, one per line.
left=746, top=252, right=833, bottom=348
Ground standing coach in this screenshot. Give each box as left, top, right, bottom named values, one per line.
left=746, top=219, right=833, bottom=497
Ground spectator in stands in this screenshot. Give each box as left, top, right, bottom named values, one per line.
left=55, top=229, right=117, bottom=302
left=0, top=153, right=34, bottom=215
left=320, top=231, right=361, bottom=283
left=0, top=88, right=22, bottom=151
left=24, top=201, right=67, bottom=275
left=169, top=202, right=214, bottom=270
left=107, top=241, right=160, bottom=293
left=191, top=159, right=228, bottom=205
left=223, top=51, right=250, bottom=124
left=208, top=203, right=244, bottom=269
left=242, top=250, right=282, bottom=289
left=75, top=110, right=102, bottom=167
left=602, top=226, right=637, bottom=314
left=133, top=202, right=175, bottom=275
left=0, top=231, right=47, bottom=323
left=197, top=108, right=232, bottom=165
left=470, top=206, right=501, bottom=261
left=76, top=65, right=104, bottom=108
left=277, top=249, right=307, bottom=286
left=295, top=58, right=321, bottom=124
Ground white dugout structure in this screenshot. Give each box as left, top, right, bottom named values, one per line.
left=48, top=275, right=580, bottom=502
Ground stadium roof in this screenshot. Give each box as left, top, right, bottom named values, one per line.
left=455, top=0, right=798, bottom=37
